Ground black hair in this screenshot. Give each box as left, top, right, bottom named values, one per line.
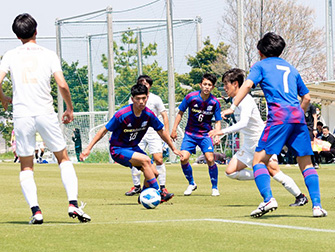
left=131, top=84, right=148, bottom=97
left=323, top=126, right=329, bottom=131
left=317, top=121, right=323, bottom=127
left=202, top=73, right=217, bottom=86
left=137, top=75, right=153, bottom=86
left=257, top=32, right=286, bottom=57
left=12, top=13, right=37, bottom=39
left=222, top=68, right=245, bottom=88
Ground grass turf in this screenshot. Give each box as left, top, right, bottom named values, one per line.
left=0, top=162, right=334, bottom=251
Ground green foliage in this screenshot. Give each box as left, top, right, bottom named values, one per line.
left=83, top=150, right=110, bottom=163
left=0, top=73, right=13, bottom=147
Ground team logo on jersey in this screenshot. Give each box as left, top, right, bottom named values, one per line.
left=208, top=146, right=212, bottom=150
left=141, top=121, right=148, bottom=127
left=207, top=106, right=213, bottom=111
left=127, top=123, right=132, bottom=127
left=194, top=104, right=199, bottom=108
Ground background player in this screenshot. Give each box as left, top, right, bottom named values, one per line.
left=0, top=13, right=90, bottom=224
left=35, top=132, right=45, bottom=163
left=80, top=84, right=182, bottom=203
left=171, top=73, right=222, bottom=196
left=125, top=75, right=172, bottom=197
left=223, top=32, right=327, bottom=218
left=209, top=68, right=308, bottom=207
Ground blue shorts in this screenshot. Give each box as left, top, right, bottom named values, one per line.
left=110, top=145, right=147, bottom=168
left=181, top=133, right=214, bottom=154
left=255, top=123, right=313, bottom=157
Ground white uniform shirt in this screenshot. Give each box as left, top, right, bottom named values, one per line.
left=222, top=94, right=264, bottom=141
left=129, top=92, right=166, bottom=134
left=0, top=43, right=61, bottom=117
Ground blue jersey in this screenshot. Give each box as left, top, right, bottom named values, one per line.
left=179, top=91, right=222, bottom=137
left=247, top=57, right=309, bottom=125
left=105, top=104, right=164, bottom=147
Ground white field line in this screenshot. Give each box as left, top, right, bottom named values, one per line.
left=9, top=218, right=335, bottom=233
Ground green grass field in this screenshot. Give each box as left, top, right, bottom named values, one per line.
left=1, top=162, right=334, bottom=251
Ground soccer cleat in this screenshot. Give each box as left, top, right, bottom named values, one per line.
left=211, top=188, right=220, bottom=196
left=313, top=206, right=327, bottom=217
left=160, top=189, right=174, bottom=203
left=289, top=194, right=308, bottom=207
left=68, top=202, right=91, bottom=223
left=184, top=184, right=197, bottom=196
left=250, top=198, right=278, bottom=218
left=125, top=186, right=142, bottom=196
left=29, top=211, right=43, bottom=225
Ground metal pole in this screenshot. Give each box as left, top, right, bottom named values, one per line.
left=55, top=19, right=64, bottom=126
left=196, top=16, right=202, bottom=52
left=166, top=0, right=176, bottom=162
left=137, top=28, right=143, bottom=76
left=260, top=0, right=264, bottom=39
left=107, top=6, right=115, bottom=119
left=237, top=0, right=245, bottom=69
left=326, top=0, right=334, bottom=80
left=87, top=34, right=94, bottom=130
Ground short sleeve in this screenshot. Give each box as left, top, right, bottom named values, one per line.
left=105, top=115, right=119, bottom=132
left=50, top=52, right=62, bottom=74
left=296, top=74, right=309, bottom=97
left=178, top=96, right=188, bottom=112
left=247, top=62, right=262, bottom=87
left=0, top=52, right=11, bottom=73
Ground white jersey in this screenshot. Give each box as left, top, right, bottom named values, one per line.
left=222, top=94, right=264, bottom=141
left=129, top=92, right=166, bottom=134
left=0, top=42, right=62, bottom=117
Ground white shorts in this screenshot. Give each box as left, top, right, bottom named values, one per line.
left=14, top=113, right=66, bottom=157
left=138, top=132, right=162, bottom=155
left=35, top=141, right=45, bottom=150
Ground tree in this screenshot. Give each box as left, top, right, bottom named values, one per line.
left=0, top=73, right=13, bottom=147
left=220, top=0, right=326, bottom=82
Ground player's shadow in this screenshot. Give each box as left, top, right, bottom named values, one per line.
left=107, top=203, right=139, bottom=206
left=1, top=221, right=88, bottom=225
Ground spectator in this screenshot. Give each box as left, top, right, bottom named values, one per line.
left=315, top=126, right=335, bottom=164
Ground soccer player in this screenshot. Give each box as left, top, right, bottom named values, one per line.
left=209, top=68, right=308, bottom=206
left=0, top=13, right=91, bottom=224
left=222, top=32, right=327, bottom=217
left=35, top=132, right=45, bottom=163
left=171, top=73, right=222, bottom=196
left=80, top=84, right=182, bottom=203
left=125, top=75, right=172, bottom=197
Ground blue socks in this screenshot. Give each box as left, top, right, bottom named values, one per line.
left=303, top=167, right=321, bottom=207
left=208, top=164, right=218, bottom=189
left=146, top=178, right=159, bottom=190
left=182, top=163, right=195, bottom=185
left=253, top=163, right=272, bottom=202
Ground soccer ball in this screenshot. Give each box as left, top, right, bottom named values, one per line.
left=139, top=188, right=161, bottom=209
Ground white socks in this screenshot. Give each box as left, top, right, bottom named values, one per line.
left=226, top=169, right=254, bottom=180
left=20, top=170, right=38, bottom=208
left=59, top=161, right=78, bottom=201
left=156, top=164, right=166, bottom=186
left=131, top=166, right=142, bottom=186
left=273, top=171, right=301, bottom=197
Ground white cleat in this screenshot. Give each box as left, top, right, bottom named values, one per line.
left=250, top=198, right=278, bottom=218
left=211, top=188, right=220, bottom=196
left=184, top=184, right=197, bottom=196
left=29, top=212, right=43, bottom=225
left=313, top=206, right=327, bottom=217
left=68, top=201, right=91, bottom=223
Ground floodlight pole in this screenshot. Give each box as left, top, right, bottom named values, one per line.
left=106, top=6, right=115, bottom=119
left=137, top=28, right=143, bottom=76
left=196, top=16, right=202, bottom=52
left=166, top=0, right=176, bottom=162
left=55, top=19, right=64, bottom=128
left=326, top=0, right=334, bottom=80
left=87, top=34, right=94, bottom=130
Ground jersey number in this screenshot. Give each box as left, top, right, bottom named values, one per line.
left=276, top=65, right=290, bottom=93
left=129, top=132, right=138, bottom=141
left=198, top=114, right=204, bottom=122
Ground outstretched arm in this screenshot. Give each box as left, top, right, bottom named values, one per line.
left=300, top=93, right=311, bottom=112
left=157, top=129, right=184, bottom=161
left=170, top=110, right=184, bottom=140
left=80, top=126, right=109, bottom=161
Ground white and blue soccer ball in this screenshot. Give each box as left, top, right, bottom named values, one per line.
left=140, top=188, right=161, bottom=209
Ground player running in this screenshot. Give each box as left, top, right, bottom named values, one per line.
left=209, top=68, right=308, bottom=206
left=222, top=32, right=327, bottom=218
left=125, top=75, right=173, bottom=198
left=80, top=84, right=182, bottom=203
left=171, top=73, right=222, bottom=196
left=0, top=13, right=90, bottom=224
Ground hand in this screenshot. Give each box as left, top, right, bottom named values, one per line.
left=80, top=148, right=91, bottom=161
left=173, top=149, right=185, bottom=162
left=62, top=109, right=73, bottom=124
left=213, top=135, right=221, bottom=145
left=221, top=108, right=234, bottom=119
left=208, top=129, right=223, bottom=138
left=170, top=130, right=177, bottom=141
left=0, top=96, right=12, bottom=111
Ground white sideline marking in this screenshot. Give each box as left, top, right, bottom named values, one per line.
left=33, top=218, right=335, bottom=233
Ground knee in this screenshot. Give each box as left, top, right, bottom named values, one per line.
left=225, top=171, right=238, bottom=179
left=155, top=158, right=163, bottom=165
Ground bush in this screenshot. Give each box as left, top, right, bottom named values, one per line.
left=83, top=150, right=110, bottom=163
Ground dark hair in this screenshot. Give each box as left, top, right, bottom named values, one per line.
left=137, top=75, right=153, bottom=86
left=222, top=68, right=245, bottom=88
left=131, top=84, right=148, bottom=97
left=323, top=126, right=329, bottom=131
left=257, top=32, right=286, bottom=57
left=317, top=121, right=323, bottom=127
left=12, top=13, right=37, bottom=39
left=201, top=73, right=217, bottom=86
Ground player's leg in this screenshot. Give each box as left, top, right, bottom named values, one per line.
left=268, top=155, right=308, bottom=206
left=226, top=146, right=254, bottom=180
left=289, top=123, right=326, bottom=217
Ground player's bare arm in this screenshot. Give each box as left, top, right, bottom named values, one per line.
left=54, top=71, right=74, bottom=124
left=157, top=129, right=184, bottom=161
left=213, top=120, right=221, bottom=145
left=0, top=71, right=12, bottom=110
left=161, top=111, right=170, bottom=134
left=300, top=93, right=311, bottom=112
left=170, top=110, right=183, bottom=140
left=80, top=126, right=109, bottom=161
